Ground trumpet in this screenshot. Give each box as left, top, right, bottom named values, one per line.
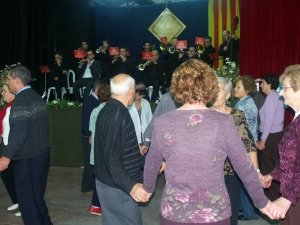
left=196, top=44, right=205, bottom=54
left=95, top=46, right=105, bottom=54
left=138, top=60, right=152, bottom=71
left=168, top=46, right=176, bottom=54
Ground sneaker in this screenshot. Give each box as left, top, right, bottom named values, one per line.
left=15, top=212, right=21, bottom=217
left=88, top=205, right=102, bottom=216
left=7, top=203, right=18, bottom=211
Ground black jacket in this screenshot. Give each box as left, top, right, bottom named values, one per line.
left=76, top=60, right=103, bottom=80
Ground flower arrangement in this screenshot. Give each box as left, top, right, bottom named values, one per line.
left=215, top=58, right=240, bottom=84
left=47, top=99, right=82, bottom=110
left=215, top=58, right=240, bottom=107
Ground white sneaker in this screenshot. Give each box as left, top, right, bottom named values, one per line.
left=7, top=203, right=18, bottom=211
left=15, top=212, right=21, bottom=217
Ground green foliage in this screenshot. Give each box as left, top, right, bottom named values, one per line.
left=216, top=58, right=240, bottom=84
left=47, top=99, right=82, bottom=110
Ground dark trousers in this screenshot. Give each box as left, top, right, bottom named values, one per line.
left=13, top=152, right=52, bottom=225
left=258, top=131, right=283, bottom=201
left=96, top=179, right=142, bottom=225
left=91, top=181, right=101, bottom=207
left=225, top=175, right=241, bottom=225
left=81, top=136, right=94, bottom=192
left=73, top=78, right=94, bottom=101
left=1, top=162, right=18, bottom=204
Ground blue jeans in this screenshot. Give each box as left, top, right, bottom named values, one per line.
left=240, top=186, right=259, bottom=219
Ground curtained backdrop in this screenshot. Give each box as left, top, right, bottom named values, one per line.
left=240, top=0, right=300, bottom=78
left=94, top=1, right=208, bottom=58
left=1, top=0, right=300, bottom=81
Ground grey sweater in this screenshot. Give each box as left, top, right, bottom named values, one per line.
left=3, top=88, right=50, bottom=160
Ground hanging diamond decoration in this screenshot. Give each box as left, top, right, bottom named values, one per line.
left=148, top=8, right=186, bottom=42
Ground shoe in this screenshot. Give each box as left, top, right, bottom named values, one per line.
left=15, top=212, right=21, bottom=217
left=7, top=203, right=18, bottom=211
left=89, top=205, right=102, bottom=216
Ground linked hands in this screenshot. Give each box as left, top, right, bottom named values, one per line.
left=0, top=156, right=11, bottom=172
left=130, top=183, right=152, bottom=203
left=260, top=200, right=286, bottom=220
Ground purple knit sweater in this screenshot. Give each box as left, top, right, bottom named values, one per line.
left=143, top=109, right=268, bottom=223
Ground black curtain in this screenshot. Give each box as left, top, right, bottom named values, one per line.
left=0, top=0, right=55, bottom=79
left=94, top=1, right=209, bottom=58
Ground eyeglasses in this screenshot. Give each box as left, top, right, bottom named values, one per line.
left=277, top=84, right=293, bottom=92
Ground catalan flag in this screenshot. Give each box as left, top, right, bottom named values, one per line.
left=208, top=0, right=240, bottom=68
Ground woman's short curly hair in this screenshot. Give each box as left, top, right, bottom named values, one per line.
left=236, top=75, right=257, bottom=95
left=170, top=59, right=218, bottom=104
left=97, top=84, right=111, bottom=102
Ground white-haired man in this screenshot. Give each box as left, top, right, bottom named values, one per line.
left=93, top=74, right=150, bottom=225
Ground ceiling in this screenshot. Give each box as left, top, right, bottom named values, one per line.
left=91, top=0, right=202, bottom=7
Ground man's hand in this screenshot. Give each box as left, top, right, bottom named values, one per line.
left=130, top=183, right=151, bottom=202
left=0, top=157, right=11, bottom=172
left=140, top=145, right=149, bottom=156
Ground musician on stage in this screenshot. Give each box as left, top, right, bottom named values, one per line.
left=96, top=39, right=112, bottom=80
left=219, top=30, right=239, bottom=64
left=111, top=47, right=136, bottom=77
left=200, top=36, right=217, bottom=68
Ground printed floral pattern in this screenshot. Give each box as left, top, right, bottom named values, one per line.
left=187, top=113, right=203, bottom=127
left=164, top=132, right=175, bottom=146
left=161, top=185, right=227, bottom=223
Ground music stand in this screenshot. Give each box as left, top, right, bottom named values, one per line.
left=39, top=66, right=51, bottom=99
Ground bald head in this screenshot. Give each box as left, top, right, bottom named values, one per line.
left=222, top=30, right=231, bottom=42
left=110, top=74, right=135, bottom=96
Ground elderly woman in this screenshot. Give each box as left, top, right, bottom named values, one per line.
left=233, top=75, right=260, bottom=220
left=257, top=73, right=284, bottom=201
left=211, top=77, right=262, bottom=225
left=264, top=65, right=300, bottom=225
left=0, top=84, right=21, bottom=217
left=142, top=59, right=277, bottom=225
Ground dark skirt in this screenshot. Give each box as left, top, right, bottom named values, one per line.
left=281, top=199, right=300, bottom=225
left=160, top=215, right=230, bottom=225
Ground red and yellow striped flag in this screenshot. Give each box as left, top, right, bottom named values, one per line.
left=208, top=0, right=240, bottom=68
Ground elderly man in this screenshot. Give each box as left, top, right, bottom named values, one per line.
left=0, top=66, right=53, bottom=225
left=94, top=74, right=150, bottom=225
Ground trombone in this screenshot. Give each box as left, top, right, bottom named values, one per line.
left=138, top=60, right=152, bottom=71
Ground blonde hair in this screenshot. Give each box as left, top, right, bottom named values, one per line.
left=280, top=65, right=300, bottom=92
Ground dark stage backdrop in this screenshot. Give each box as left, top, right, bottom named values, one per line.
left=94, top=1, right=209, bottom=58
left=240, top=0, right=300, bottom=78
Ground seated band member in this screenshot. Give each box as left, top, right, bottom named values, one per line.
left=111, top=47, right=136, bottom=77
left=200, top=36, right=217, bottom=68
left=74, top=50, right=102, bottom=101
left=49, top=52, right=68, bottom=99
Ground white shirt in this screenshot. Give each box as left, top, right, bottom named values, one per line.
left=82, top=60, right=94, bottom=78
left=129, top=99, right=153, bottom=144
left=2, top=107, right=11, bottom=146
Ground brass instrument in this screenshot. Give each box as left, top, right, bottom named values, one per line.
left=96, top=46, right=106, bottom=54
left=196, top=44, right=205, bottom=54
left=168, top=46, right=176, bottom=54
left=138, top=60, right=152, bottom=71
